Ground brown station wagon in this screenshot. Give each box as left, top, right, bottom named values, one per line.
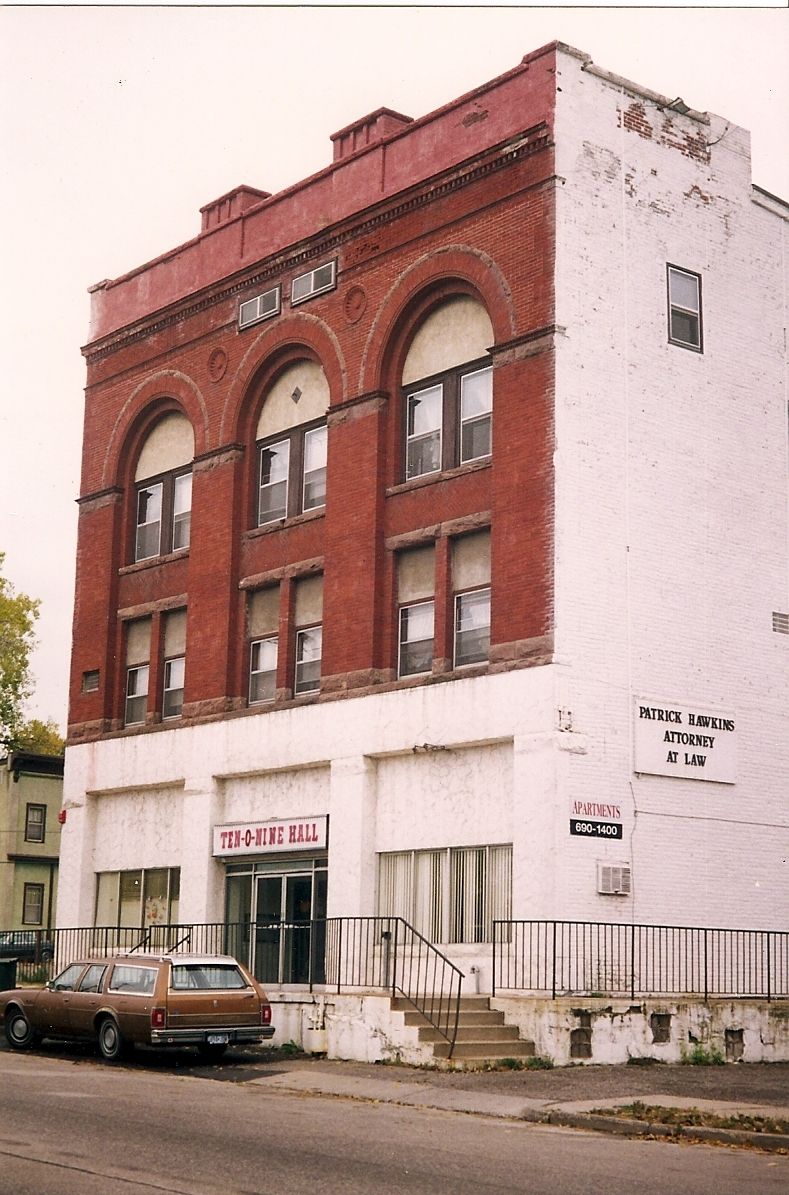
left=1, top=952, right=274, bottom=1062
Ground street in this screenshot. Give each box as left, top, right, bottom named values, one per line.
left=1, top=1048, right=786, bottom=1194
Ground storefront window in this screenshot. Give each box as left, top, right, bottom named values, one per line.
left=94, top=868, right=180, bottom=929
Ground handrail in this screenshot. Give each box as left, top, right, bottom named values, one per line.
left=493, top=919, right=788, bottom=1000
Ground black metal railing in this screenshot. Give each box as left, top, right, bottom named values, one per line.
left=492, top=920, right=789, bottom=1001
left=3, top=917, right=464, bottom=1055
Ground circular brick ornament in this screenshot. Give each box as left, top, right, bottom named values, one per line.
left=208, top=347, right=228, bottom=381
left=344, top=286, right=367, bottom=324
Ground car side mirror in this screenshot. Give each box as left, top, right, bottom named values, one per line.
left=45, top=980, right=52, bottom=990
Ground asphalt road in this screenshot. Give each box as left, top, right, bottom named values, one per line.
left=1, top=1049, right=787, bottom=1195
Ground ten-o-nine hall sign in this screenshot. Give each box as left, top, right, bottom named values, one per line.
left=213, top=816, right=329, bottom=857
left=634, top=698, right=737, bottom=784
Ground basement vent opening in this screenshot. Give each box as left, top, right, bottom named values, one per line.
left=772, top=611, right=789, bottom=635
left=239, top=286, right=281, bottom=330
left=597, top=862, right=631, bottom=896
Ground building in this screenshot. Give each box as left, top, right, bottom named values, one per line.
left=59, top=42, right=788, bottom=1059
left=0, top=752, right=63, bottom=932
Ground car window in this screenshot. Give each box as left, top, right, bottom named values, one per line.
left=52, top=963, right=85, bottom=991
left=170, top=964, right=249, bottom=991
left=78, top=965, right=107, bottom=993
left=108, top=965, right=157, bottom=995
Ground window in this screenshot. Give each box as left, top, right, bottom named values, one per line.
left=399, top=602, right=435, bottom=677
left=293, top=576, right=323, bottom=695
left=291, top=260, right=336, bottom=305
left=239, top=285, right=281, bottom=330
left=78, top=965, right=107, bottom=993
left=22, top=883, right=45, bottom=926
left=108, top=965, right=157, bottom=995
left=135, top=469, right=192, bottom=560
left=250, top=637, right=278, bottom=704
left=295, top=627, right=322, bottom=694
left=377, top=844, right=512, bottom=944
left=82, top=669, right=100, bottom=693
left=171, top=964, right=248, bottom=991
left=258, top=423, right=327, bottom=525
left=94, top=867, right=180, bottom=929
left=404, top=363, right=492, bottom=480
left=132, top=412, right=194, bottom=562
left=125, top=664, right=149, bottom=726
left=667, top=265, right=702, bottom=351
left=24, top=804, right=46, bottom=844
left=455, top=588, right=491, bottom=667
left=397, top=544, right=435, bottom=677
left=163, top=657, right=185, bottom=719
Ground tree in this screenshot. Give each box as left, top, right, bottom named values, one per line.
left=14, top=718, right=65, bottom=756
left=0, top=552, right=40, bottom=753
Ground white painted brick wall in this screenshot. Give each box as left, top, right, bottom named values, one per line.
left=553, top=49, right=789, bottom=929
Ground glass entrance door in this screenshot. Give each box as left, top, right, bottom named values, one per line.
left=252, top=871, right=327, bottom=986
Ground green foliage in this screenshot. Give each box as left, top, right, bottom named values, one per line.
left=0, top=554, right=40, bottom=752
left=14, top=718, right=65, bottom=756
left=680, top=1042, right=725, bottom=1066
left=279, top=1039, right=303, bottom=1057
left=522, top=1054, right=554, bottom=1070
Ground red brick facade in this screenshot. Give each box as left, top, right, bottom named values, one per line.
left=68, top=45, right=559, bottom=742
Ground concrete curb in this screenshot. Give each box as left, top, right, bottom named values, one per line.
left=521, top=1109, right=789, bottom=1154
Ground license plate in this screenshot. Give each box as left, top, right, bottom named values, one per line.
left=207, top=1034, right=230, bottom=1045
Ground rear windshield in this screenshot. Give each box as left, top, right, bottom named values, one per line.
left=170, top=964, right=249, bottom=991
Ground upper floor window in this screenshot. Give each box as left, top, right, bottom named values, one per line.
left=397, top=544, right=435, bottom=678
left=25, top=803, right=46, bottom=843
left=162, top=609, right=187, bottom=720
left=294, top=575, right=323, bottom=695
left=124, top=617, right=151, bottom=726
left=667, top=265, right=702, bottom=352
left=291, top=260, right=337, bottom=305
left=452, top=531, right=491, bottom=668
left=402, top=296, right=494, bottom=482
left=133, top=412, right=194, bottom=561
left=255, top=361, right=329, bottom=526
left=22, top=883, right=44, bottom=926
left=248, top=586, right=280, bottom=705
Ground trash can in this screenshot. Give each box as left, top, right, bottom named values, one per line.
left=0, top=958, right=18, bottom=990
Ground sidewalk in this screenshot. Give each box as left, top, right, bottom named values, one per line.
left=249, top=1057, right=789, bottom=1152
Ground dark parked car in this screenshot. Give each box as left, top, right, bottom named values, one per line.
left=1, top=952, right=274, bottom=1062
left=0, top=931, right=54, bottom=961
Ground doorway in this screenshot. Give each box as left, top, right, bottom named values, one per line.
left=226, top=862, right=327, bottom=986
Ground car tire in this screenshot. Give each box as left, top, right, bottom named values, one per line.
left=97, top=1017, right=128, bottom=1062
left=197, top=1043, right=228, bottom=1063
left=4, top=1007, right=39, bottom=1050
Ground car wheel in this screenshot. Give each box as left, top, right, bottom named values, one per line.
left=4, top=1007, right=39, bottom=1050
left=197, top=1043, right=228, bottom=1063
left=97, top=1017, right=128, bottom=1062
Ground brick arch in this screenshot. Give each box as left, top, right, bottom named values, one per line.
left=101, top=370, right=208, bottom=491
left=359, top=245, right=516, bottom=396
left=220, top=311, right=347, bottom=446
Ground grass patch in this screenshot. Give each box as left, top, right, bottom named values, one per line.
left=592, top=1102, right=789, bottom=1135
left=680, top=1043, right=725, bottom=1066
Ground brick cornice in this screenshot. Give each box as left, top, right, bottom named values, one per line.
left=76, top=485, right=123, bottom=509
left=82, top=125, right=552, bottom=367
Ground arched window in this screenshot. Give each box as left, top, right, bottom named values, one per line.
left=133, top=412, right=194, bottom=562
left=402, top=296, right=493, bottom=481
left=255, top=360, right=328, bottom=526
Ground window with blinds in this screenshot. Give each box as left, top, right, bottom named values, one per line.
left=377, top=844, right=511, bottom=944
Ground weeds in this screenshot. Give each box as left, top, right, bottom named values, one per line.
left=680, top=1042, right=725, bottom=1066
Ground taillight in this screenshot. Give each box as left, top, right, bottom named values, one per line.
left=151, top=1007, right=166, bottom=1029
left=261, top=1003, right=271, bottom=1026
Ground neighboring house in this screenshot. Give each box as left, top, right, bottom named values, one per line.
left=59, top=40, right=787, bottom=1027
left=0, top=752, right=63, bottom=932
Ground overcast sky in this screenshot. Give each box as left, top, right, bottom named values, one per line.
left=1, top=4, right=787, bottom=732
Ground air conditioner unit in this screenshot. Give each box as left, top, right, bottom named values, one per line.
left=597, top=862, right=631, bottom=896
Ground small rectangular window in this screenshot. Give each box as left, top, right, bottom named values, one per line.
left=291, top=260, right=337, bottom=305
left=406, top=384, right=442, bottom=479
left=454, top=587, right=491, bottom=667
left=667, top=265, right=702, bottom=351
left=163, top=657, right=185, bottom=719
left=82, top=669, right=100, bottom=693
left=460, top=367, right=492, bottom=462
left=22, top=883, right=45, bottom=926
left=250, top=636, right=278, bottom=704
left=238, top=286, right=281, bottom=329
left=295, top=626, right=322, bottom=694
left=125, top=664, right=149, bottom=726
left=399, top=600, right=435, bottom=677
left=25, top=804, right=46, bottom=843
left=258, top=439, right=290, bottom=524
left=135, top=482, right=163, bottom=561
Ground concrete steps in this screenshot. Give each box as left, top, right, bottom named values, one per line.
left=390, top=995, right=535, bottom=1066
